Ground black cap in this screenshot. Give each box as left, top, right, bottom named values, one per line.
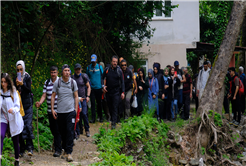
left=74, top=63, right=82, bottom=69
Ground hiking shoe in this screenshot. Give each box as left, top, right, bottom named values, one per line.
left=28, top=149, right=33, bottom=156
left=67, top=154, right=73, bottom=162
left=233, top=121, right=239, bottom=127
left=86, top=131, right=90, bottom=137
left=229, top=120, right=236, bottom=125
left=61, top=151, right=67, bottom=159
left=53, top=151, right=61, bottom=157
left=19, top=152, right=24, bottom=157
left=14, top=160, right=19, bottom=166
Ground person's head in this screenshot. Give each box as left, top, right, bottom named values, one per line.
left=138, top=68, right=145, bottom=79
left=119, top=57, right=124, bottom=64
left=207, top=61, right=211, bottom=69
left=99, top=62, right=105, bottom=70
left=61, top=64, right=71, bottom=79
left=50, top=66, right=58, bottom=81
left=164, top=67, right=169, bottom=76
left=1, top=73, right=14, bottom=94
left=181, top=67, right=185, bottom=73
left=16, top=60, right=25, bottom=76
left=121, top=60, right=127, bottom=71
left=170, top=67, right=175, bottom=75
left=153, top=63, right=160, bottom=74
left=128, top=65, right=134, bottom=73
left=229, top=67, right=236, bottom=77
left=148, top=69, right=154, bottom=79
left=183, top=67, right=188, bottom=74
left=166, top=65, right=171, bottom=71
left=74, top=63, right=82, bottom=75
left=203, top=61, right=208, bottom=71
left=91, top=54, right=97, bottom=66
left=239, top=66, right=244, bottom=75
left=111, top=55, right=118, bottom=68
left=174, top=61, right=179, bottom=70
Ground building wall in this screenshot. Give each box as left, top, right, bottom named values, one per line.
left=141, top=0, right=200, bottom=69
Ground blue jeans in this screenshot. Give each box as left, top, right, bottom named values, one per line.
left=170, top=99, right=178, bottom=119
left=79, top=100, right=90, bottom=132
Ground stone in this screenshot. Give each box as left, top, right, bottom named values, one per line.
left=232, top=161, right=242, bottom=166
left=189, top=159, right=199, bottom=166
left=179, top=159, right=188, bottom=165
left=169, top=152, right=180, bottom=165
left=240, top=117, right=246, bottom=126
left=239, top=155, right=246, bottom=162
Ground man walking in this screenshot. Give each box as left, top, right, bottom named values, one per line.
left=51, top=64, right=78, bottom=162
left=196, top=61, right=211, bottom=100
left=182, top=67, right=192, bottom=120
left=228, top=67, right=241, bottom=127
left=35, top=66, right=62, bottom=157
left=86, top=54, right=104, bottom=123
left=239, top=66, right=245, bottom=114
left=102, top=56, right=125, bottom=129
left=120, top=60, right=137, bottom=119
left=72, top=63, right=91, bottom=137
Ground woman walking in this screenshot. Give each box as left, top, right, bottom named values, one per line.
left=161, top=67, right=171, bottom=121
left=14, top=60, right=34, bottom=156
left=1, top=73, right=24, bottom=166
left=147, top=69, right=159, bottom=113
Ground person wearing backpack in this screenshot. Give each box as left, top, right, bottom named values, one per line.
left=148, top=69, right=159, bottom=113
left=51, top=64, right=79, bottom=162
left=35, top=66, right=62, bottom=157
left=14, top=60, right=34, bottom=157
left=86, top=54, right=104, bottom=123
left=102, top=55, right=125, bottom=129
left=239, top=66, right=245, bottom=114
left=1, top=73, right=24, bottom=166
left=72, top=63, right=91, bottom=137
left=228, top=67, right=241, bottom=127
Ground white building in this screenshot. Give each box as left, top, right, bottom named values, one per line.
left=140, top=0, right=200, bottom=71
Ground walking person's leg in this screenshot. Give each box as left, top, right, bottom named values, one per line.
left=81, top=100, right=90, bottom=137
left=57, top=113, right=67, bottom=158
left=170, top=100, right=174, bottom=119
left=95, top=89, right=103, bottom=122
left=183, top=93, right=190, bottom=120
left=231, top=99, right=237, bottom=122
left=112, top=93, right=120, bottom=128
left=124, top=90, right=132, bottom=119
left=12, top=134, right=20, bottom=160
left=0, top=123, right=8, bottom=157
left=90, top=89, right=96, bottom=123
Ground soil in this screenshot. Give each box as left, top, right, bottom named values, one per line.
left=18, top=122, right=102, bottom=166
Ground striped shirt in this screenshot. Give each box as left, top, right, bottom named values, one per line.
left=43, top=77, right=59, bottom=113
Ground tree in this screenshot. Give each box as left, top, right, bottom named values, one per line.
left=195, top=0, right=246, bottom=161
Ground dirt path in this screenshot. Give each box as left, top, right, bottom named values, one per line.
left=19, top=122, right=102, bottom=166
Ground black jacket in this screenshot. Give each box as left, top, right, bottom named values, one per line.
left=167, top=76, right=180, bottom=100
left=154, top=73, right=165, bottom=96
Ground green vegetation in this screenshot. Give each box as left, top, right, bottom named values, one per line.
left=1, top=138, right=15, bottom=166
left=201, top=147, right=206, bottom=155
left=222, top=154, right=230, bottom=160
left=92, top=111, right=170, bottom=165
left=208, top=110, right=222, bottom=127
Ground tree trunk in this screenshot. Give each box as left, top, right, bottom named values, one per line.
left=238, top=13, right=246, bottom=68
left=196, top=1, right=246, bottom=116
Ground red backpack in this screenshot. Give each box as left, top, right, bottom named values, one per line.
left=229, top=76, right=244, bottom=96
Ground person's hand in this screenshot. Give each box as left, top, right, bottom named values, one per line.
left=139, top=86, right=143, bottom=91
left=227, top=94, right=231, bottom=99
left=16, top=78, right=23, bottom=86
left=141, top=79, right=145, bottom=84
left=153, top=95, right=156, bottom=99
left=86, top=97, right=90, bottom=103
left=35, top=102, right=41, bottom=108
left=162, top=94, right=165, bottom=99
left=52, top=110, right=57, bottom=120
left=80, top=108, right=82, bottom=112
left=190, top=93, right=192, bottom=98
left=233, top=96, right=236, bottom=100
left=103, top=86, right=108, bottom=93
left=134, top=89, right=137, bottom=94
left=77, top=118, right=80, bottom=122
left=121, top=93, right=125, bottom=100
left=165, top=85, right=169, bottom=89
left=8, top=108, right=13, bottom=114
left=80, top=98, right=85, bottom=102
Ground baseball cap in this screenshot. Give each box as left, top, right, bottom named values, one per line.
left=174, top=61, right=179, bottom=66
left=74, top=63, right=82, bottom=69
left=91, top=54, right=97, bottom=62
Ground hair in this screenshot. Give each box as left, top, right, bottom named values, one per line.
left=229, top=67, right=236, bottom=72
left=50, top=65, right=58, bottom=71
left=99, top=62, right=105, bottom=70
left=183, top=67, right=187, bottom=71
left=239, top=66, right=244, bottom=73
left=166, top=65, right=171, bottom=68
left=203, top=61, right=208, bottom=65
left=207, top=61, right=211, bottom=65
left=121, top=59, right=127, bottom=64
left=112, top=55, right=118, bottom=61
left=1, top=73, right=15, bottom=95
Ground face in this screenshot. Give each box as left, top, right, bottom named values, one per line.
left=111, top=58, right=118, bottom=68
left=121, top=62, right=127, bottom=71
left=62, top=68, right=70, bottom=79
left=50, top=70, right=58, bottom=80
left=75, top=68, right=82, bottom=75
left=175, top=65, right=179, bottom=70
left=139, top=71, right=143, bottom=78
left=184, top=69, right=188, bottom=74
left=171, top=68, right=175, bottom=75
left=154, top=67, right=158, bottom=74
left=148, top=72, right=152, bottom=78
left=92, top=59, right=97, bottom=66
left=208, top=64, right=211, bottom=68
left=229, top=70, right=234, bottom=77
left=1, top=78, right=7, bottom=90
left=164, top=69, right=169, bottom=76
left=17, top=65, right=23, bottom=75
left=204, top=64, right=208, bottom=71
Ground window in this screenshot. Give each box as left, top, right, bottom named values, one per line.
left=153, top=0, right=172, bottom=19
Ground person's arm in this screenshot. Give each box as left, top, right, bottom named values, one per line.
left=86, top=82, right=91, bottom=103
left=190, top=76, right=193, bottom=98
left=8, top=90, right=20, bottom=114
left=181, top=74, right=186, bottom=83
left=51, top=92, right=57, bottom=119
left=120, top=69, right=125, bottom=99
left=196, top=71, right=201, bottom=95
left=100, top=66, right=104, bottom=88
left=134, top=77, right=137, bottom=94
left=74, top=91, right=79, bottom=113
left=233, top=78, right=239, bottom=99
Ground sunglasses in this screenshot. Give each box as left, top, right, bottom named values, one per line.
left=121, top=64, right=127, bottom=67
left=17, top=68, right=23, bottom=72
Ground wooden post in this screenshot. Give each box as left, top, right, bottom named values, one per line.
left=36, top=107, right=40, bottom=153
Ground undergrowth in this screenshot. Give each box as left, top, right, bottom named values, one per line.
left=92, top=109, right=170, bottom=165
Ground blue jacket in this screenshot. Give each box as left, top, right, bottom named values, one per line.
left=240, top=73, right=245, bottom=86
left=86, top=64, right=103, bottom=89
left=148, top=69, right=159, bottom=112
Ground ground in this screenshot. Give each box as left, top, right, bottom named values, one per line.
left=18, top=122, right=102, bottom=166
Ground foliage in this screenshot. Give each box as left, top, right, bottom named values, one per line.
left=201, top=147, right=205, bottom=155
left=92, top=112, right=170, bottom=165
left=208, top=110, right=222, bottom=127
left=1, top=137, right=15, bottom=166
left=222, top=154, right=230, bottom=160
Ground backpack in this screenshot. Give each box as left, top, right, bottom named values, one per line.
left=57, top=77, right=75, bottom=91
left=229, top=76, right=244, bottom=96
left=104, top=66, right=123, bottom=88
left=87, top=64, right=103, bottom=77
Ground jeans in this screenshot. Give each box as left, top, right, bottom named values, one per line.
left=170, top=99, right=178, bottom=119
left=79, top=100, right=90, bottom=132
left=90, top=88, right=103, bottom=121
left=107, top=92, right=121, bottom=125
left=48, top=113, right=62, bottom=153
left=57, top=111, right=76, bottom=154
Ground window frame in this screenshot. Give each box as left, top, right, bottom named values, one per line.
left=152, top=0, right=173, bottom=21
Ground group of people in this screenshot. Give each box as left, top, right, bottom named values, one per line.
left=0, top=55, right=245, bottom=165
